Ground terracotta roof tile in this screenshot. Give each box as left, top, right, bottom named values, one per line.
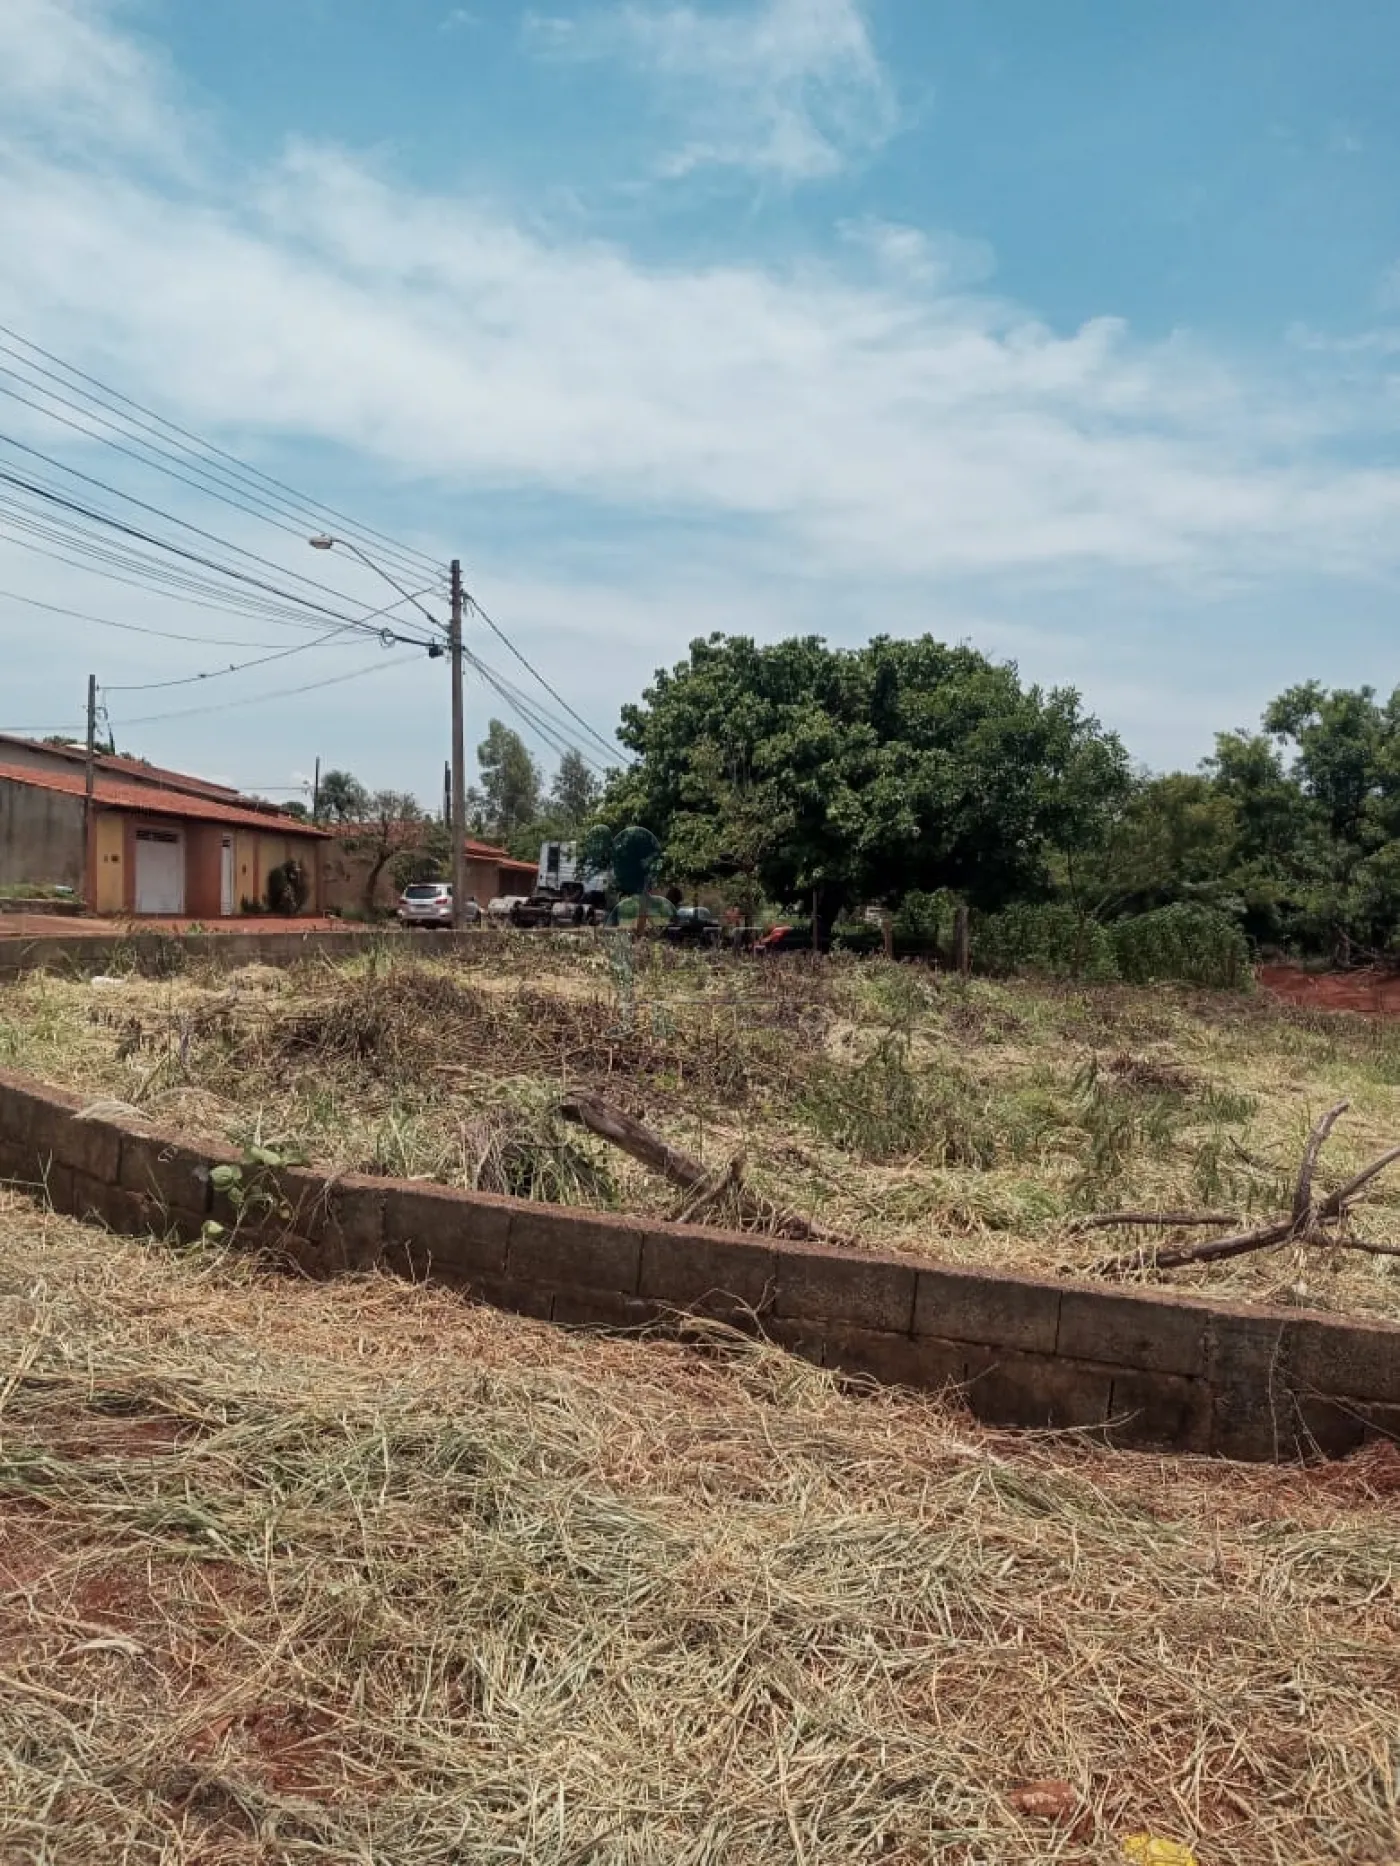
left=0, top=762, right=330, bottom=837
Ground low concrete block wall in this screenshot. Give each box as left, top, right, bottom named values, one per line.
left=1, top=1065, right=1397, bottom=1463
left=0, top=927, right=393, bottom=979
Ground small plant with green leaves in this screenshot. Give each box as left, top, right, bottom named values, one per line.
left=203, top=1140, right=307, bottom=1241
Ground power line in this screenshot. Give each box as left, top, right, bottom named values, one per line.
left=0, top=505, right=390, bottom=633
left=0, top=465, right=440, bottom=647
left=467, top=594, right=623, bottom=764
left=464, top=648, right=612, bottom=774
left=103, top=625, right=353, bottom=692
left=0, top=321, right=445, bottom=589
left=0, top=583, right=430, bottom=650
left=0, top=428, right=431, bottom=629
left=111, top=651, right=424, bottom=728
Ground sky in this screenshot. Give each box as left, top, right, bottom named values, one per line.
left=0, top=0, right=1398, bottom=803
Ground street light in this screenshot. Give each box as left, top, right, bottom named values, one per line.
left=309, top=534, right=468, bottom=931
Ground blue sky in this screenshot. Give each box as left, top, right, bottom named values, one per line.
left=1, top=0, right=1398, bottom=802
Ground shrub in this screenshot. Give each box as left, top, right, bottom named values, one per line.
left=266, top=860, right=310, bottom=918
left=973, top=904, right=1119, bottom=982
left=1110, top=904, right=1253, bottom=991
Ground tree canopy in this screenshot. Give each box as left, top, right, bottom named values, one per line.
left=476, top=720, right=542, bottom=840
left=607, top=633, right=1131, bottom=920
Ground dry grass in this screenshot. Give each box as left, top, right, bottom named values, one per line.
left=5, top=938, right=1400, bottom=1319
left=0, top=1185, right=1397, bottom=1864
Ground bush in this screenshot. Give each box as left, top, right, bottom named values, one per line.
left=266, top=861, right=310, bottom=918
left=1110, top=904, right=1253, bottom=991
left=973, top=904, right=1119, bottom=981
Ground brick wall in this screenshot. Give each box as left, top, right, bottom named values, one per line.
left=1, top=1063, right=1396, bottom=1463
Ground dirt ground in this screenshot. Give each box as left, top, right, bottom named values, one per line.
left=1259, top=963, right=1400, bottom=1016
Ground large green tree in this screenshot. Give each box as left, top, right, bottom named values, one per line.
left=476, top=720, right=542, bottom=840
left=549, top=748, right=602, bottom=831
left=609, top=633, right=1130, bottom=921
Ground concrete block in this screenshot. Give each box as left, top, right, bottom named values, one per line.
left=961, top=1346, right=1113, bottom=1434
left=821, top=1325, right=970, bottom=1394
left=49, top=1110, right=124, bottom=1185
left=774, top=1243, right=917, bottom=1334
left=639, top=1226, right=777, bottom=1318
left=383, top=1182, right=513, bottom=1280
left=1056, top=1285, right=1209, bottom=1378
left=278, top=1170, right=384, bottom=1271
left=914, top=1264, right=1061, bottom=1354
left=471, top=1276, right=557, bottom=1322
left=1103, top=1369, right=1212, bottom=1452
left=507, top=1205, right=645, bottom=1294
left=1206, top=1309, right=1300, bottom=1461
left=118, top=1132, right=214, bottom=1216
left=552, top=1287, right=661, bottom=1330
left=1288, top=1312, right=1400, bottom=1406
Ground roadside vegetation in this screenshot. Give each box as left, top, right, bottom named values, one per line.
left=0, top=1189, right=1396, bottom=1864
left=3, top=938, right=1400, bottom=1320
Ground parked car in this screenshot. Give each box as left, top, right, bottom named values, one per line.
left=396, top=883, right=480, bottom=928
left=663, top=904, right=722, bottom=946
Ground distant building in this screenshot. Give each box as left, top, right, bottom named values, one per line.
left=320, top=828, right=537, bottom=915
left=0, top=736, right=327, bottom=916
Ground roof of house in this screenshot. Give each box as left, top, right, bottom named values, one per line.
left=0, top=734, right=243, bottom=802
left=0, top=762, right=330, bottom=838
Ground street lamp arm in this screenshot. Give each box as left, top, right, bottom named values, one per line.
left=308, top=534, right=448, bottom=637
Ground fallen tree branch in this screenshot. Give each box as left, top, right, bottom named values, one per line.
left=1293, top=1099, right=1349, bottom=1222
left=1088, top=1102, right=1400, bottom=1278
left=559, top=1091, right=846, bottom=1245
left=673, top=1154, right=746, bottom=1226
left=1068, top=1210, right=1239, bottom=1236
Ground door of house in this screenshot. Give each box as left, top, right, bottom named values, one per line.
left=134, top=828, right=185, bottom=916
left=220, top=837, right=235, bottom=916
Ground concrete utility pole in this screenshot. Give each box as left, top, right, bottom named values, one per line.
left=311, top=755, right=321, bottom=821
left=83, top=674, right=97, bottom=911
left=307, top=532, right=467, bottom=925
left=449, top=558, right=468, bottom=929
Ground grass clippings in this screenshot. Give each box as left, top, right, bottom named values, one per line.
left=0, top=1188, right=1398, bottom=1864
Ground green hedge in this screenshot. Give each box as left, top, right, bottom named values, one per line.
left=1109, top=903, right=1253, bottom=991
left=972, top=904, right=1119, bottom=981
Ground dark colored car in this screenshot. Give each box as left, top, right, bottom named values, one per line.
left=663, top=904, right=722, bottom=946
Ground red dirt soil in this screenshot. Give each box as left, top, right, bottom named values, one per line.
left=1259, top=963, right=1400, bottom=1016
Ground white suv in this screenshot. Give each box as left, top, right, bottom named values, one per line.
left=395, top=883, right=480, bottom=927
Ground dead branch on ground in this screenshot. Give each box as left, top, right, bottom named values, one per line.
left=1088, top=1100, right=1400, bottom=1276
left=559, top=1090, right=847, bottom=1245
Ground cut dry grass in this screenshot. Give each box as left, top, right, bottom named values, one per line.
left=0, top=1186, right=1397, bottom=1864
left=6, top=941, right=1400, bottom=1320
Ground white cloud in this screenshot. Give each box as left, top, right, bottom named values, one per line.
left=526, top=0, right=897, bottom=183
left=2, top=0, right=1400, bottom=783
left=0, top=0, right=185, bottom=163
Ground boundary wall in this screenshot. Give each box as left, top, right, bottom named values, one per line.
left=2, top=1065, right=1398, bottom=1462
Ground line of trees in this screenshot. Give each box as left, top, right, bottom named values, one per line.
left=599, top=634, right=1400, bottom=963
left=304, top=636, right=1400, bottom=961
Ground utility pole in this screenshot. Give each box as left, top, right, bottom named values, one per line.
left=449, top=558, right=468, bottom=929
left=83, top=675, right=97, bottom=912
left=311, top=755, right=321, bottom=821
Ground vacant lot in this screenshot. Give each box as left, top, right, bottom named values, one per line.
left=0, top=1188, right=1396, bottom=1863
left=3, top=938, right=1400, bottom=1322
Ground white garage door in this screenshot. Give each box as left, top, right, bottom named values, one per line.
left=134, top=828, right=185, bottom=915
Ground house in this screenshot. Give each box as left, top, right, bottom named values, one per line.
left=321, top=829, right=539, bottom=915
left=0, top=737, right=327, bottom=916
